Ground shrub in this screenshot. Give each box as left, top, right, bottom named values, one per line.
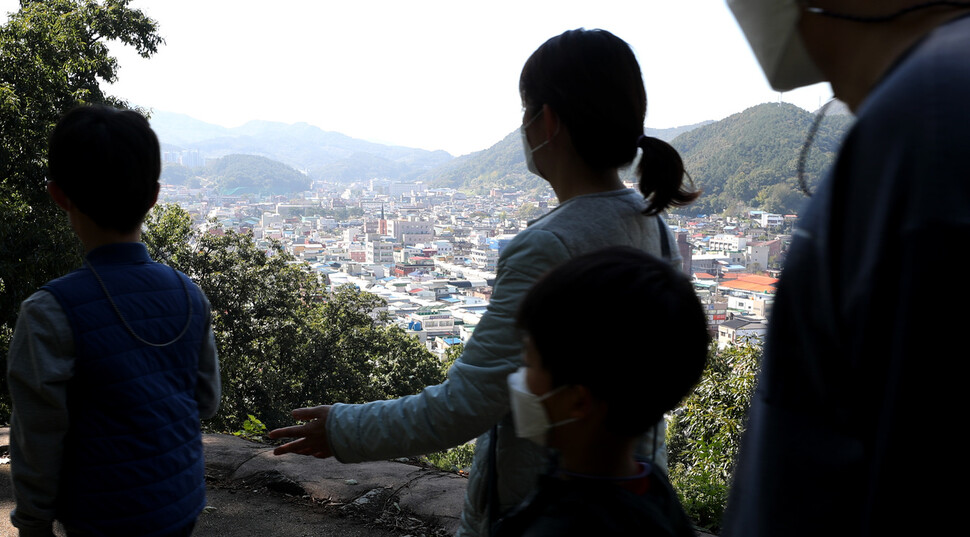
left=667, top=341, right=760, bottom=533
left=423, top=441, right=476, bottom=475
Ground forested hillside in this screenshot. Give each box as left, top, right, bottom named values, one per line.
left=672, top=102, right=852, bottom=215
left=424, top=105, right=851, bottom=215
left=205, top=154, right=310, bottom=194
left=424, top=122, right=711, bottom=195
left=424, top=131, right=546, bottom=194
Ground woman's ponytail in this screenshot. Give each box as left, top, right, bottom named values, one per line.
left=636, top=135, right=700, bottom=216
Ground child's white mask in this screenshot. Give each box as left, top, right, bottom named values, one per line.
left=520, top=109, right=558, bottom=178
left=507, top=367, right=577, bottom=446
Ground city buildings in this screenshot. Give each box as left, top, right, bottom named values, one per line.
left=159, top=180, right=789, bottom=358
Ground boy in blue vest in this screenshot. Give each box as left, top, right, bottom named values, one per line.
left=7, top=105, right=221, bottom=537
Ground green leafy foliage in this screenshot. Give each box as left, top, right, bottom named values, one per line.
left=232, top=414, right=267, bottom=441
left=0, top=0, right=162, bottom=423
left=145, top=205, right=323, bottom=428
left=667, top=341, right=761, bottom=533
left=441, top=343, right=463, bottom=376
left=298, top=284, right=447, bottom=405
left=143, top=205, right=445, bottom=431
left=422, top=441, right=475, bottom=475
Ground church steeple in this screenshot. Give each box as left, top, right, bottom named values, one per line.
left=379, top=202, right=387, bottom=235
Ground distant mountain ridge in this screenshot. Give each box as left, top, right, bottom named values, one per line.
left=150, top=111, right=452, bottom=183
left=649, top=121, right=715, bottom=142
left=421, top=120, right=713, bottom=195
left=420, top=105, right=853, bottom=215
left=153, top=105, right=853, bottom=215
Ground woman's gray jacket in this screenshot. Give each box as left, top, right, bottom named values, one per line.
left=326, top=188, right=681, bottom=536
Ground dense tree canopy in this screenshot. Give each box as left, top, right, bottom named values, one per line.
left=144, top=205, right=445, bottom=430
left=667, top=342, right=761, bottom=533
left=0, top=0, right=163, bottom=420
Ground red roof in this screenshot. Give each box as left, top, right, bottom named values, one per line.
left=718, top=280, right=776, bottom=294
left=722, top=273, right=779, bottom=285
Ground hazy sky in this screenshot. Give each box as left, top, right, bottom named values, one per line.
left=2, top=0, right=833, bottom=156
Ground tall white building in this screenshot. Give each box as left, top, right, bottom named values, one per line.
left=709, top=234, right=747, bottom=252
left=388, top=219, right=434, bottom=246
left=365, top=237, right=394, bottom=264
left=470, top=248, right=499, bottom=272
left=760, top=213, right=783, bottom=227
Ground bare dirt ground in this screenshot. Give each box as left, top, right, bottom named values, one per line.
left=0, top=429, right=456, bottom=537
left=193, top=476, right=444, bottom=537
left=1, top=463, right=446, bottom=537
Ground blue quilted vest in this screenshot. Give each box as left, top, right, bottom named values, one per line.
left=42, top=243, right=208, bottom=537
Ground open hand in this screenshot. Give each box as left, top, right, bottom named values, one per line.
left=267, top=405, right=334, bottom=458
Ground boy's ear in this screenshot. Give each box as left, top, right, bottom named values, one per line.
left=47, top=181, right=74, bottom=212
left=566, top=384, right=597, bottom=420
left=150, top=182, right=160, bottom=209
left=541, top=103, right=562, bottom=142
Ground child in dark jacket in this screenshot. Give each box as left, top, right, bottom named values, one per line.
left=7, top=105, right=221, bottom=537
left=495, top=246, right=708, bottom=537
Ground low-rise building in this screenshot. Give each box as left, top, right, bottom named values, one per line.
left=717, top=317, right=768, bottom=349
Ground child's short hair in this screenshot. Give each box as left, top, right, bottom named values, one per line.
left=48, top=105, right=161, bottom=233
left=516, top=246, right=709, bottom=437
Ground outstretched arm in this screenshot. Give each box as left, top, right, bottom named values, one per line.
left=268, top=231, right=570, bottom=462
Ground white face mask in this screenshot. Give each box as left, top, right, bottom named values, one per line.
left=727, top=0, right=825, bottom=91
left=520, top=109, right=555, bottom=177
left=507, top=367, right=577, bottom=447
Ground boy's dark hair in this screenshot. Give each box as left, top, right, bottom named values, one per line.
left=48, top=105, right=161, bottom=233
left=517, top=246, right=709, bottom=437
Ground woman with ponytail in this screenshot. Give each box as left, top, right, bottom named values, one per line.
left=518, top=28, right=697, bottom=214
left=271, top=28, right=699, bottom=537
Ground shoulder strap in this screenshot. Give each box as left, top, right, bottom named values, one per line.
left=657, top=217, right=671, bottom=261
left=487, top=424, right=499, bottom=535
